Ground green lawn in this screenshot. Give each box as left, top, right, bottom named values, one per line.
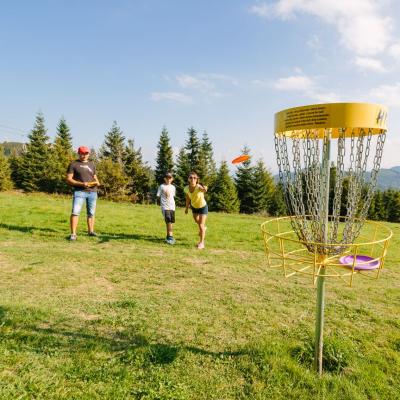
left=0, top=191, right=399, bottom=400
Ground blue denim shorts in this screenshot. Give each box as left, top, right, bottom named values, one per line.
left=71, top=191, right=97, bottom=217
left=191, top=204, right=208, bottom=215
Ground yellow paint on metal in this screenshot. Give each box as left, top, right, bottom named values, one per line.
left=260, top=216, right=393, bottom=287
left=274, top=103, right=387, bottom=138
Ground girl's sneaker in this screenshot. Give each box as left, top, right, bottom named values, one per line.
left=69, top=234, right=77, bottom=241
left=197, top=242, right=205, bottom=249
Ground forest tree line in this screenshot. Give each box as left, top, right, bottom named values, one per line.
left=0, top=112, right=399, bottom=222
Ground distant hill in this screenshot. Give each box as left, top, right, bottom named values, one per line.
left=374, top=166, right=400, bottom=190
left=1, top=141, right=25, bottom=157
left=274, top=166, right=400, bottom=190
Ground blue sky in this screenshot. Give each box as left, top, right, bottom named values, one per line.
left=1, top=0, right=400, bottom=171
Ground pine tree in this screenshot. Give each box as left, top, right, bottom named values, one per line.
left=252, top=159, right=275, bottom=214
left=124, top=139, right=153, bottom=203
left=374, top=190, right=386, bottom=221
left=269, top=183, right=287, bottom=216
left=185, top=127, right=201, bottom=171
left=100, top=121, right=126, bottom=165
left=20, top=112, right=50, bottom=192
left=89, top=147, right=99, bottom=164
left=0, top=145, right=13, bottom=191
left=197, top=131, right=217, bottom=187
left=8, top=151, right=23, bottom=189
left=48, top=117, right=74, bottom=193
left=209, top=161, right=239, bottom=213
left=155, top=126, right=174, bottom=184
left=368, top=189, right=387, bottom=221
left=234, top=146, right=256, bottom=213
left=96, top=157, right=129, bottom=200
left=174, top=147, right=190, bottom=206
left=340, top=177, right=350, bottom=216
left=385, top=189, right=400, bottom=222
left=368, top=191, right=378, bottom=220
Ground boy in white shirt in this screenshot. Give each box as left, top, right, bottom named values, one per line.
left=156, top=172, right=176, bottom=244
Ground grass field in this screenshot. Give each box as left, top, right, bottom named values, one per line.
left=0, top=191, right=399, bottom=400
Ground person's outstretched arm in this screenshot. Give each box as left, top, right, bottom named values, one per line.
left=198, top=183, right=208, bottom=193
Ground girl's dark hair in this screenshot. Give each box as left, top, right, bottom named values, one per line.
left=188, top=171, right=199, bottom=179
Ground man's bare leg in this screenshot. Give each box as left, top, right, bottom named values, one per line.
left=70, top=215, right=79, bottom=235
left=87, top=216, right=95, bottom=233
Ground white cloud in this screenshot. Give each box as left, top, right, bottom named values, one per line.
left=273, top=75, right=314, bottom=91
left=271, top=72, right=341, bottom=102
left=175, top=73, right=238, bottom=92
left=389, top=42, right=400, bottom=60
left=152, top=73, right=238, bottom=104
left=176, top=74, right=214, bottom=92
left=370, top=83, right=400, bottom=108
left=248, top=3, right=272, bottom=18
left=307, top=34, right=321, bottom=49
left=251, top=79, right=270, bottom=87
left=150, top=92, right=193, bottom=104
left=206, top=73, right=239, bottom=86
left=354, top=57, right=387, bottom=72
left=249, top=0, right=393, bottom=70
left=157, top=73, right=239, bottom=101
left=310, top=91, right=340, bottom=103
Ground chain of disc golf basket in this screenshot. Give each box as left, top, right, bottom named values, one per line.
left=329, top=128, right=346, bottom=247
left=302, top=130, right=323, bottom=248
left=275, top=128, right=386, bottom=256
left=342, top=129, right=386, bottom=245
left=275, top=135, right=305, bottom=244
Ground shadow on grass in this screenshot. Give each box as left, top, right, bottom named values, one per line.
left=97, top=232, right=162, bottom=244
left=0, top=305, right=246, bottom=367
left=0, top=222, right=60, bottom=234
left=97, top=232, right=190, bottom=247
left=0, top=223, right=191, bottom=247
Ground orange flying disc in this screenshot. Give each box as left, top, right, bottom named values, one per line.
left=231, top=155, right=250, bottom=164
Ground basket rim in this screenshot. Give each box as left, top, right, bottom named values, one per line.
left=261, top=215, right=393, bottom=247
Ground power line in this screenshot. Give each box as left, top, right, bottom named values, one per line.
left=0, top=123, right=28, bottom=139
left=0, top=123, right=28, bottom=133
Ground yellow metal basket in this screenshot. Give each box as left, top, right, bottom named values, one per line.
left=261, top=216, right=392, bottom=287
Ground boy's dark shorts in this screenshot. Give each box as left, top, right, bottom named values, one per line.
left=191, top=204, right=208, bottom=215
left=163, top=210, right=175, bottom=223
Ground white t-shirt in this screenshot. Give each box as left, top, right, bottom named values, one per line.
left=156, top=184, right=176, bottom=211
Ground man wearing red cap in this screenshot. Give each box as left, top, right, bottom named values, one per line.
left=66, top=146, right=100, bottom=241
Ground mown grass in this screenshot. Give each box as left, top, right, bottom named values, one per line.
left=0, top=191, right=399, bottom=399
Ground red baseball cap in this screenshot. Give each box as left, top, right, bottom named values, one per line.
left=77, top=146, right=90, bottom=154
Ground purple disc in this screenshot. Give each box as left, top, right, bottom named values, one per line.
left=339, top=255, right=380, bottom=271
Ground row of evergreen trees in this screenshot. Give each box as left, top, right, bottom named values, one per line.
left=368, top=189, right=400, bottom=222
left=0, top=112, right=284, bottom=215
left=155, top=126, right=285, bottom=214
left=1, top=112, right=399, bottom=221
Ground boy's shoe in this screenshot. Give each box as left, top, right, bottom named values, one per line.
left=88, top=231, right=98, bottom=237
left=197, top=242, right=205, bottom=249
left=165, top=236, right=176, bottom=245
left=69, top=234, right=77, bottom=241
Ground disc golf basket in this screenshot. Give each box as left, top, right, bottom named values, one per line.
left=261, top=103, right=392, bottom=375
